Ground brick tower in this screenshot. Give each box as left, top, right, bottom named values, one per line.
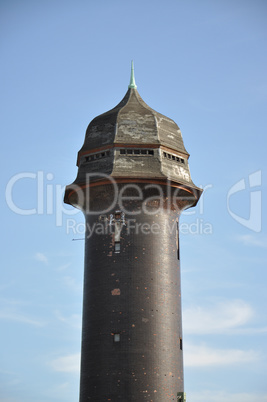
left=64, top=63, right=202, bottom=401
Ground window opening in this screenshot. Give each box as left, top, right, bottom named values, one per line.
left=176, top=221, right=180, bottom=260
left=161, top=151, right=185, bottom=164
left=127, top=149, right=133, bottom=154
left=148, top=150, right=154, bottom=155
left=109, top=211, right=126, bottom=254
left=120, top=149, right=126, bottom=154
left=114, top=242, right=120, bottom=253
left=134, top=149, right=140, bottom=154
left=114, top=333, right=120, bottom=342
left=141, top=149, right=147, bottom=155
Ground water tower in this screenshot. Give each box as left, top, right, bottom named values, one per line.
left=65, top=63, right=202, bottom=401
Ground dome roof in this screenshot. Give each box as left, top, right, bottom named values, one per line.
left=65, top=64, right=201, bottom=203
left=78, top=87, right=189, bottom=163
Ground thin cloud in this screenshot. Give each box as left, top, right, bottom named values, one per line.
left=55, top=311, right=82, bottom=329
left=63, top=276, right=82, bottom=293
left=56, top=382, right=70, bottom=390
left=0, top=310, right=45, bottom=327
left=184, top=342, right=259, bottom=367
left=183, top=299, right=253, bottom=334
left=236, top=234, right=267, bottom=248
left=34, top=252, right=48, bottom=264
left=188, top=390, right=267, bottom=402
left=57, top=262, right=71, bottom=271
left=0, top=299, right=45, bottom=327
left=232, top=326, right=267, bottom=335
left=50, top=353, right=80, bottom=373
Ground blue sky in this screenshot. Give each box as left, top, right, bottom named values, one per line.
left=1, top=0, right=267, bottom=401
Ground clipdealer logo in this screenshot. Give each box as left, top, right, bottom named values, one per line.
left=5, top=171, right=79, bottom=226
left=4, top=170, right=262, bottom=234
left=227, top=170, right=262, bottom=233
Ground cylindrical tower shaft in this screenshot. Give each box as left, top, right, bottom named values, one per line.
left=79, top=185, right=184, bottom=401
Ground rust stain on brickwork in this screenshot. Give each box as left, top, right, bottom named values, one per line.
left=111, top=288, right=121, bottom=296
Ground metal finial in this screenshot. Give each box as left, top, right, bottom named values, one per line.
left=128, top=60, right=137, bottom=89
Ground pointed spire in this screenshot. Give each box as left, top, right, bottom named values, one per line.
left=128, top=60, right=137, bottom=89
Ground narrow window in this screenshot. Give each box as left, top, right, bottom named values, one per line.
left=176, top=221, right=180, bottom=260
left=106, top=150, right=110, bottom=156
left=127, top=149, right=133, bottom=154
left=181, top=158, right=185, bottom=164
left=134, top=149, right=140, bottom=154
left=101, top=152, right=105, bottom=157
left=172, top=155, right=175, bottom=160
left=114, top=334, right=120, bottom=342
left=168, top=154, right=171, bottom=159
left=141, top=149, right=147, bottom=155
left=176, top=156, right=180, bottom=162
left=85, top=156, right=89, bottom=162
left=163, top=152, right=167, bottom=157
left=114, top=212, right=122, bottom=253
left=180, top=338, right=183, bottom=350
left=120, top=149, right=126, bottom=154
left=96, top=153, right=100, bottom=159
left=110, top=211, right=125, bottom=253
left=114, top=242, right=120, bottom=253
left=148, top=150, right=154, bottom=155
